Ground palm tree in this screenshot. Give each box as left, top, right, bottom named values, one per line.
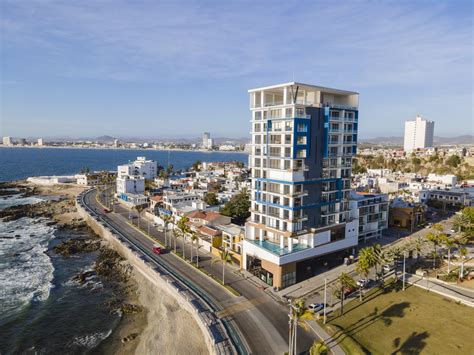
left=310, top=340, right=329, bottom=355
left=356, top=249, right=371, bottom=301
left=134, top=204, right=145, bottom=229
left=459, top=247, right=468, bottom=280
left=212, top=249, right=233, bottom=285
left=442, top=236, right=457, bottom=273
left=453, top=214, right=469, bottom=233
left=334, top=272, right=356, bottom=316
left=190, top=231, right=200, bottom=267
left=176, top=216, right=190, bottom=260
left=426, top=232, right=443, bottom=269
left=288, top=299, right=315, bottom=355
left=163, top=214, right=173, bottom=247
left=171, top=228, right=179, bottom=253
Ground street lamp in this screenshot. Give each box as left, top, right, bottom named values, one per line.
left=402, top=251, right=407, bottom=291
left=323, top=278, right=328, bottom=324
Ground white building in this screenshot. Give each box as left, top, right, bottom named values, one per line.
left=243, top=82, right=360, bottom=289
left=202, top=132, right=210, bottom=148
left=349, top=192, right=389, bottom=243
left=3, top=137, right=12, bottom=146
left=117, top=175, right=145, bottom=195
left=117, top=156, right=157, bottom=180
left=37, top=138, right=44, bottom=146
left=427, top=174, right=457, bottom=186
left=403, top=115, right=435, bottom=152
left=114, top=139, right=119, bottom=148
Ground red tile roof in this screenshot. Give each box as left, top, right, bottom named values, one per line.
left=198, top=225, right=221, bottom=236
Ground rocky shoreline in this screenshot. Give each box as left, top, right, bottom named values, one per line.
left=0, top=181, right=148, bottom=352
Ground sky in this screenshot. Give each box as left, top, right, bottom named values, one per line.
left=1, top=0, right=473, bottom=139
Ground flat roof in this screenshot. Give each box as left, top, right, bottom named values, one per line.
left=248, top=82, right=358, bottom=95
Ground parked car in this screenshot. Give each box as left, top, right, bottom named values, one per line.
left=357, top=278, right=369, bottom=288
left=308, top=303, right=324, bottom=313
left=425, top=223, right=433, bottom=228
left=383, top=264, right=394, bottom=273
left=152, top=244, right=163, bottom=255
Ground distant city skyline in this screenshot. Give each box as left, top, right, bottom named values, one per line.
left=1, top=1, right=472, bottom=138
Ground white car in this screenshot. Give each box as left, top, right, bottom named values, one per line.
left=308, top=303, right=324, bottom=313
left=383, top=264, right=394, bottom=272
left=357, top=278, right=369, bottom=288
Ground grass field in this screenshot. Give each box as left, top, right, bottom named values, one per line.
left=322, top=281, right=474, bottom=354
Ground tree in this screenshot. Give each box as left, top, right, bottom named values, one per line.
left=190, top=231, right=200, bottom=267
left=204, top=192, right=219, bottom=206
left=288, top=299, right=315, bottom=355
left=220, top=188, right=250, bottom=225
left=212, top=249, right=233, bottom=285
left=310, top=340, right=329, bottom=355
left=192, top=160, right=201, bottom=171
left=446, top=155, right=461, bottom=168
left=459, top=247, right=468, bottom=279
left=163, top=214, right=173, bottom=247
left=453, top=214, right=469, bottom=233
left=334, top=273, right=356, bottom=315
left=134, top=204, right=146, bottom=229
left=176, top=216, right=190, bottom=260
left=79, top=166, right=91, bottom=174
left=426, top=232, right=443, bottom=269
left=442, top=235, right=457, bottom=273
left=166, top=164, right=174, bottom=176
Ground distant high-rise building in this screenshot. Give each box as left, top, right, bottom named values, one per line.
left=242, top=82, right=360, bottom=289
left=114, top=139, right=119, bottom=148
left=2, top=136, right=12, bottom=146
left=202, top=132, right=210, bottom=148
left=18, top=138, right=27, bottom=146
left=37, top=138, right=44, bottom=146
left=403, top=115, right=434, bottom=151
left=207, top=138, right=214, bottom=148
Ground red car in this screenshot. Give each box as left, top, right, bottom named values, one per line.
left=152, top=245, right=163, bottom=254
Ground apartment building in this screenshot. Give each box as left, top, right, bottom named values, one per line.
left=349, top=192, right=389, bottom=243
left=243, top=82, right=360, bottom=289
left=403, top=115, right=435, bottom=152
left=118, top=156, right=157, bottom=180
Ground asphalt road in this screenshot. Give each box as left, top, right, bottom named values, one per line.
left=85, top=189, right=315, bottom=354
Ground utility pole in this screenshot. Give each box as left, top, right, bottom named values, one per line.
left=402, top=251, right=406, bottom=291
left=323, top=278, right=328, bottom=324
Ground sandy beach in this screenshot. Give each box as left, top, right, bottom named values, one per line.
left=4, top=181, right=209, bottom=354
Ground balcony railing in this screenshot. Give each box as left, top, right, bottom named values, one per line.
left=247, top=239, right=310, bottom=256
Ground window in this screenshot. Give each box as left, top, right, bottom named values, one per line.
left=270, top=135, right=281, bottom=144
left=254, top=111, right=262, bottom=120
left=297, top=136, right=307, bottom=145
left=269, top=147, right=281, bottom=157
left=285, top=134, right=292, bottom=144
left=269, top=159, right=281, bottom=169
left=254, top=123, right=261, bottom=132
left=285, top=121, right=293, bottom=131
left=254, top=135, right=261, bottom=144
left=284, top=147, right=291, bottom=158
left=284, top=160, right=291, bottom=169
left=297, top=149, right=306, bottom=158
left=296, top=108, right=305, bottom=117
left=297, top=123, right=307, bottom=132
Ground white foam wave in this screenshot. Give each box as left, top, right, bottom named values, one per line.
left=71, top=329, right=112, bottom=349
left=0, top=217, right=56, bottom=317
left=0, top=195, right=44, bottom=210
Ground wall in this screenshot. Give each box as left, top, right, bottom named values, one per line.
left=76, top=199, right=237, bottom=355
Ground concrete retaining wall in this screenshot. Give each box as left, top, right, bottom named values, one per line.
left=76, top=192, right=237, bottom=355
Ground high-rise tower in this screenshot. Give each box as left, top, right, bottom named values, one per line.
left=243, top=82, right=360, bottom=289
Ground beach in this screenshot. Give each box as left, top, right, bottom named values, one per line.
left=0, top=181, right=208, bottom=354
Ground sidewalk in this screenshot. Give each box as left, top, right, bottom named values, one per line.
left=305, top=320, right=345, bottom=355
left=406, top=273, right=474, bottom=307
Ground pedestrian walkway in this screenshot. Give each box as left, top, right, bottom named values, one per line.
left=305, top=320, right=345, bottom=355
left=406, top=273, right=474, bottom=307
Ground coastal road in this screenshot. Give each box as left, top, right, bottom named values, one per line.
left=84, top=189, right=315, bottom=354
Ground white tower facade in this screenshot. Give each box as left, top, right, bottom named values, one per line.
left=404, top=115, right=434, bottom=151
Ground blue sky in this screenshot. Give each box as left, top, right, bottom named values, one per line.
left=1, top=0, right=472, bottom=139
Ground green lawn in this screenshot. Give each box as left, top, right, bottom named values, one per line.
left=322, top=281, right=474, bottom=354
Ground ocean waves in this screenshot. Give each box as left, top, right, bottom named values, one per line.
left=0, top=217, right=56, bottom=321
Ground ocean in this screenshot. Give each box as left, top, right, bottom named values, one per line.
left=0, top=147, right=248, bottom=182
left=0, top=195, right=121, bottom=354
